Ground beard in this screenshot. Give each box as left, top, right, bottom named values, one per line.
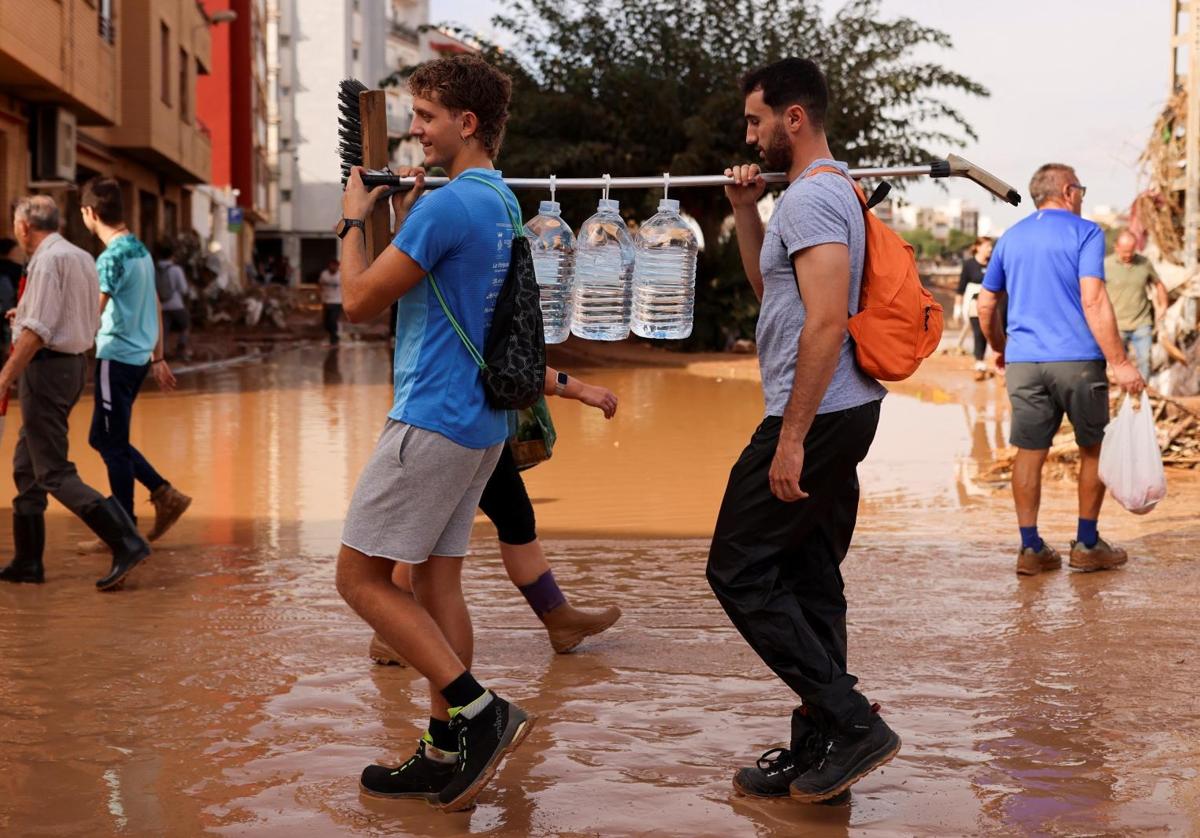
left=761, top=125, right=793, bottom=171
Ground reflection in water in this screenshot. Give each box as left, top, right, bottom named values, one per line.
left=0, top=346, right=1197, bottom=835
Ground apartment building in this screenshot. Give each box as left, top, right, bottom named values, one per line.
left=195, top=0, right=273, bottom=279
left=0, top=0, right=214, bottom=252
left=260, top=0, right=431, bottom=285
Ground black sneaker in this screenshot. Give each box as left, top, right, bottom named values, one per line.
left=436, top=693, right=537, bottom=812
left=733, top=742, right=851, bottom=805
left=360, top=739, right=456, bottom=801
left=789, top=706, right=901, bottom=803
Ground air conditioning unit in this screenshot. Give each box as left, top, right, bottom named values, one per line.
left=33, top=106, right=78, bottom=182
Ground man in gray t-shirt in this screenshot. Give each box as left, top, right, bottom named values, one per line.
left=706, top=57, right=898, bottom=806
left=757, top=160, right=887, bottom=415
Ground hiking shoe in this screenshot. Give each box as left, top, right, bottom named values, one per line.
left=789, top=707, right=901, bottom=803
left=1016, top=544, right=1062, bottom=576
left=541, top=602, right=622, bottom=653
left=368, top=632, right=407, bottom=667
left=360, top=739, right=456, bottom=801
left=146, top=484, right=192, bottom=542
left=436, top=694, right=536, bottom=812
left=733, top=746, right=851, bottom=805
left=1069, top=537, right=1128, bottom=572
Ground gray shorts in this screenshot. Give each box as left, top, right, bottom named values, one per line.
left=341, top=420, right=503, bottom=563
left=1005, top=361, right=1109, bottom=449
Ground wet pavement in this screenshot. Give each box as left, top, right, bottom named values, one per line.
left=1, top=344, right=1198, bottom=836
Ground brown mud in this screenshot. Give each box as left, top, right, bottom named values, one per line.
left=0, top=343, right=1197, bottom=836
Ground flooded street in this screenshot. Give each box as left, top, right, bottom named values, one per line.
left=1, top=344, right=1198, bottom=836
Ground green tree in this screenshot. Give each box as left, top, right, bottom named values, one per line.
left=945, top=228, right=976, bottom=256
left=397, top=0, right=987, bottom=348
left=901, top=228, right=940, bottom=259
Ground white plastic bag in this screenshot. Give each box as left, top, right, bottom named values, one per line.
left=1098, top=393, right=1167, bottom=515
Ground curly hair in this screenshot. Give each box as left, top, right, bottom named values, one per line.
left=408, top=54, right=513, bottom=158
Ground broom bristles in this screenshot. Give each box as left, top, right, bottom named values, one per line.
left=338, top=78, right=369, bottom=185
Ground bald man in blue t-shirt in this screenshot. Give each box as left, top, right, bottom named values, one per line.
left=978, top=163, right=1144, bottom=578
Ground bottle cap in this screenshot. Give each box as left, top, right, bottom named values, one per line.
left=538, top=200, right=561, bottom=214
left=658, top=198, right=680, bottom=213
left=597, top=198, right=621, bottom=213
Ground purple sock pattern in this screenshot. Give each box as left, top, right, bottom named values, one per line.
left=519, top=570, right=567, bottom=618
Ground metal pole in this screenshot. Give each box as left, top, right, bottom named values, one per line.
left=358, top=155, right=1022, bottom=206
left=362, top=165, right=935, bottom=192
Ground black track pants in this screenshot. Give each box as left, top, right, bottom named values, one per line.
left=707, top=401, right=880, bottom=730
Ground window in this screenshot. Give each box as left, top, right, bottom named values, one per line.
left=160, top=23, right=171, bottom=106
left=281, top=190, right=292, bottom=202
left=179, top=48, right=189, bottom=122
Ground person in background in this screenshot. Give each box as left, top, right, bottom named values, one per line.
left=955, top=236, right=995, bottom=381
left=76, top=178, right=193, bottom=556
left=0, top=237, right=21, bottom=352
left=318, top=258, right=343, bottom=345
left=155, top=242, right=191, bottom=361
left=977, top=163, right=1144, bottom=578
left=1104, top=229, right=1169, bottom=382
left=0, top=196, right=150, bottom=590
left=276, top=256, right=295, bottom=286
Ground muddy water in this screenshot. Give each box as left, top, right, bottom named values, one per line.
left=1, top=345, right=1198, bottom=836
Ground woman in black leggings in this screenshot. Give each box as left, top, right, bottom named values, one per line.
left=372, top=366, right=621, bottom=663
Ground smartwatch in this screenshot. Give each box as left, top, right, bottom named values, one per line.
left=335, top=217, right=366, bottom=239
left=554, top=371, right=569, bottom=396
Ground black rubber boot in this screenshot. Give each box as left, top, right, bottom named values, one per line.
left=83, top=497, right=151, bottom=591
left=0, top=513, right=46, bottom=584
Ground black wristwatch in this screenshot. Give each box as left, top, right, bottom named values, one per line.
left=554, top=371, right=569, bottom=396
left=335, top=217, right=366, bottom=239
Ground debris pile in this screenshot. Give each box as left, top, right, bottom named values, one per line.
left=983, top=391, right=1200, bottom=482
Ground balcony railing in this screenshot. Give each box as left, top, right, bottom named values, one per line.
left=98, top=15, right=116, bottom=45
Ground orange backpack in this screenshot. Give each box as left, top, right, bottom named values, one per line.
left=808, top=166, right=943, bottom=381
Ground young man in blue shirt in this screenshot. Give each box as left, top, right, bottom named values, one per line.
left=977, top=163, right=1144, bottom=576
left=334, top=54, right=535, bottom=812
left=78, top=179, right=194, bottom=564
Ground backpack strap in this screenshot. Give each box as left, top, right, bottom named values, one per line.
left=806, top=164, right=867, bottom=207
left=460, top=173, right=524, bottom=235
left=806, top=165, right=891, bottom=210
left=428, top=271, right=487, bottom=373
left=424, top=173, right=524, bottom=374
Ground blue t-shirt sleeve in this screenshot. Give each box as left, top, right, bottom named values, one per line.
left=1079, top=224, right=1105, bottom=280
left=391, top=191, right=468, bottom=274
left=97, top=250, right=120, bottom=295
left=982, top=242, right=1005, bottom=292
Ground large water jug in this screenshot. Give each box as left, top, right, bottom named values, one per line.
left=631, top=198, right=697, bottom=340
left=525, top=200, right=576, bottom=344
left=571, top=198, right=634, bottom=341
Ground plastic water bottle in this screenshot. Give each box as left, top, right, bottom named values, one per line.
left=571, top=198, right=634, bottom=341
left=525, top=200, right=576, bottom=344
left=631, top=199, right=697, bottom=339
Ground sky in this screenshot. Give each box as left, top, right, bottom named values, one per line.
left=431, top=0, right=1169, bottom=231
